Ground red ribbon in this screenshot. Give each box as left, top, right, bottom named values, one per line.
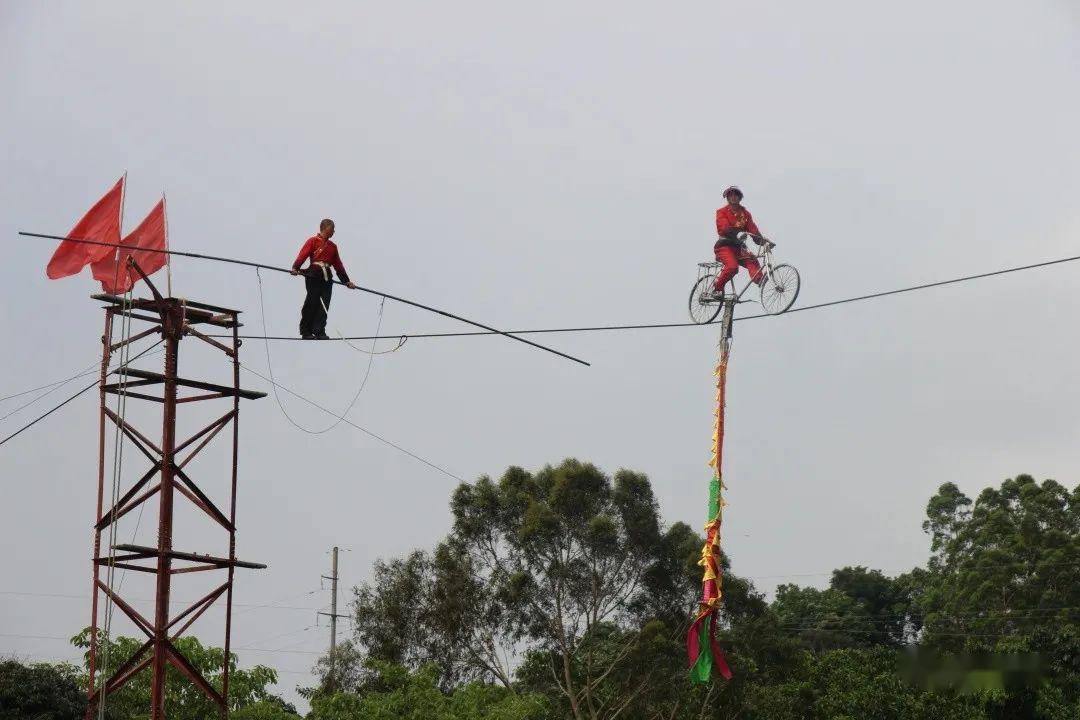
left=686, top=609, right=732, bottom=680
left=708, top=613, right=733, bottom=680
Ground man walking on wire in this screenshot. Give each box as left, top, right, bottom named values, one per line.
left=291, top=218, right=357, bottom=339
left=712, top=186, right=773, bottom=299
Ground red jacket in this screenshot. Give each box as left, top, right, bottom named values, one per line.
left=715, top=205, right=761, bottom=240
left=293, top=235, right=351, bottom=283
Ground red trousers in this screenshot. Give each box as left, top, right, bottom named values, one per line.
left=713, top=244, right=762, bottom=290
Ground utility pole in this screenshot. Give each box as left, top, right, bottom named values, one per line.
left=318, top=546, right=349, bottom=690
left=322, top=546, right=339, bottom=655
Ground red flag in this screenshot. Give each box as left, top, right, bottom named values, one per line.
left=46, top=175, right=125, bottom=279
left=92, top=198, right=167, bottom=294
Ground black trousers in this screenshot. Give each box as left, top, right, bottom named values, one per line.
left=299, top=269, right=333, bottom=336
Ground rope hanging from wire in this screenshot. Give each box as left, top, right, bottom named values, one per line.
left=320, top=295, right=406, bottom=355
left=255, top=268, right=401, bottom=435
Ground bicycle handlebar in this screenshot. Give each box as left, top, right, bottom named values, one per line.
left=736, top=232, right=777, bottom=251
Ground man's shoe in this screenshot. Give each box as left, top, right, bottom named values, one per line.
left=301, top=334, right=315, bottom=340
left=708, top=288, right=726, bottom=302
left=314, top=333, right=330, bottom=340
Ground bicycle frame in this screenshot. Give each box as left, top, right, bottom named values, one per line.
left=695, top=239, right=778, bottom=305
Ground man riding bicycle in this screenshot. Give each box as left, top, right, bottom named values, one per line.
left=712, top=186, right=773, bottom=299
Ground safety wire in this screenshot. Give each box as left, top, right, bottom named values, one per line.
left=319, top=297, right=407, bottom=356
left=0, top=361, right=101, bottom=414
left=0, top=368, right=96, bottom=423
left=255, top=268, right=402, bottom=435
left=97, top=288, right=134, bottom=720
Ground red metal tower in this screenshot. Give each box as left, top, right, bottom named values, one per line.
left=85, top=263, right=266, bottom=719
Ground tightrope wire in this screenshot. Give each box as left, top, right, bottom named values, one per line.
left=225, top=251, right=1080, bottom=341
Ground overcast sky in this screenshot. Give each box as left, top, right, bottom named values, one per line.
left=2, top=1, right=1078, bottom=711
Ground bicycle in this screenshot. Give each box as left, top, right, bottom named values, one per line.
left=688, top=234, right=801, bottom=324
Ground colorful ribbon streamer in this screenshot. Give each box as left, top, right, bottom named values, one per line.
left=687, top=354, right=733, bottom=682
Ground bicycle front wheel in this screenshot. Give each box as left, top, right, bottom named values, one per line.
left=759, top=264, right=800, bottom=315
left=688, top=275, right=723, bottom=324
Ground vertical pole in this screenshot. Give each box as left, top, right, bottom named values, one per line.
left=719, top=296, right=734, bottom=361
left=330, top=546, right=339, bottom=655
left=163, top=193, right=172, bottom=299
left=688, top=296, right=736, bottom=683
left=318, top=547, right=343, bottom=691
left=221, top=314, right=240, bottom=718
left=86, top=309, right=114, bottom=718
left=329, top=546, right=339, bottom=688
left=150, top=303, right=181, bottom=720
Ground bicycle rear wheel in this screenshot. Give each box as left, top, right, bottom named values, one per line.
left=689, top=275, right=723, bottom=324
left=759, top=264, right=800, bottom=315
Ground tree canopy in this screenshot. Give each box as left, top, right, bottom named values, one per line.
left=327, top=466, right=1080, bottom=720
left=10, top=468, right=1080, bottom=719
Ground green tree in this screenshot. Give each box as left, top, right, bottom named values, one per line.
left=916, top=476, right=1080, bottom=652
left=347, top=459, right=788, bottom=720
left=347, top=547, right=484, bottom=688
left=749, top=648, right=986, bottom=720
left=770, top=567, right=911, bottom=651
left=771, top=584, right=879, bottom=651
left=304, top=640, right=366, bottom=697
left=71, top=630, right=287, bottom=719
left=830, top=566, right=910, bottom=645
left=231, top=698, right=303, bottom=720
left=307, top=662, right=549, bottom=720
left=0, top=659, right=85, bottom=720
left=333, top=467, right=1080, bottom=720
left=906, top=475, right=1080, bottom=716
left=447, top=460, right=680, bottom=720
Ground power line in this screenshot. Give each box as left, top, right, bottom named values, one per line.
left=271, top=669, right=319, bottom=676
left=0, top=366, right=100, bottom=423
left=237, top=361, right=466, bottom=483
left=0, top=632, right=326, bottom=656
left=3, top=650, right=315, bottom=679
left=0, top=360, right=101, bottom=404
left=0, top=633, right=71, bottom=642
left=775, top=625, right=1065, bottom=639
left=0, top=589, right=319, bottom=612
left=0, top=381, right=99, bottom=448
left=234, top=625, right=316, bottom=652
left=749, top=558, right=1080, bottom=581
left=219, top=251, right=1080, bottom=342
left=219, top=647, right=322, bottom=656
left=0, top=651, right=86, bottom=665
left=233, top=589, right=320, bottom=617
left=17, top=231, right=589, bottom=367
left=774, top=607, right=1080, bottom=628
left=0, top=341, right=164, bottom=449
